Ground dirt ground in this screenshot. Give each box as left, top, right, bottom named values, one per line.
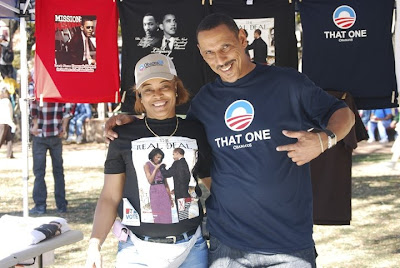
left=0, top=140, right=399, bottom=267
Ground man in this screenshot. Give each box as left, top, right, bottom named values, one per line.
left=157, top=13, right=178, bottom=51
left=367, top=108, right=392, bottom=143
left=29, top=99, right=68, bottom=214
left=137, top=13, right=161, bottom=48
left=0, top=88, right=16, bottom=158
left=247, top=29, right=268, bottom=64
left=105, top=13, right=355, bottom=267
left=68, top=16, right=96, bottom=65
left=160, top=148, right=191, bottom=199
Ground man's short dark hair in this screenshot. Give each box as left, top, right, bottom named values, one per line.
left=173, top=148, right=185, bottom=156
left=143, top=12, right=159, bottom=23
left=144, top=12, right=155, bottom=18
left=255, top=29, right=261, bottom=35
left=161, top=11, right=175, bottom=21
left=196, top=13, right=239, bottom=43
left=81, top=16, right=95, bottom=26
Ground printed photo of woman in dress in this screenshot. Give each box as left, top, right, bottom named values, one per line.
left=144, top=148, right=173, bottom=224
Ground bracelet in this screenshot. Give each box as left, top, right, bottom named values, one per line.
left=316, top=132, right=324, bottom=153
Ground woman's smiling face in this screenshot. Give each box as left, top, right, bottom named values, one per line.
left=138, top=78, right=177, bottom=120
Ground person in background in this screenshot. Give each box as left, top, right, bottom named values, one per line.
left=0, top=74, right=19, bottom=110
left=390, top=108, right=400, bottom=167
left=367, top=108, right=393, bottom=143
left=0, top=88, right=16, bottom=158
left=107, top=102, right=116, bottom=118
left=66, top=103, right=92, bottom=144
left=359, top=109, right=372, bottom=130
left=29, top=99, right=68, bottom=214
left=0, top=35, right=14, bottom=79
left=86, top=53, right=211, bottom=268
left=390, top=108, right=399, bottom=137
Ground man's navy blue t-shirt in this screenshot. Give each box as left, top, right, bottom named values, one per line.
left=187, top=64, right=347, bottom=253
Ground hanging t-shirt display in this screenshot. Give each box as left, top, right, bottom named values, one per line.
left=300, top=0, right=398, bottom=109
left=117, top=0, right=208, bottom=114
left=310, top=91, right=368, bottom=225
left=35, top=0, right=120, bottom=103
left=209, top=0, right=298, bottom=69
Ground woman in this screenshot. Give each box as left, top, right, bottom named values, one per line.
left=145, top=148, right=173, bottom=224
left=86, top=54, right=211, bottom=268
left=0, top=88, right=16, bottom=158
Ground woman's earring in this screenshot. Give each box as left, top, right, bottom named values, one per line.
left=175, top=92, right=178, bottom=98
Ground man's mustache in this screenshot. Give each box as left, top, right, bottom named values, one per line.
left=217, top=60, right=235, bottom=70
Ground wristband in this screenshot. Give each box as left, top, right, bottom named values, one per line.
left=88, top=239, right=101, bottom=250
left=324, top=129, right=337, bottom=149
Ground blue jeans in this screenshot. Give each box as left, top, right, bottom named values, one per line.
left=115, top=234, right=208, bottom=267
left=367, top=120, right=391, bottom=141
left=32, top=136, right=67, bottom=209
left=208, top=235, right=316, bottom=268
left=68, top=114, right=88, bottom=136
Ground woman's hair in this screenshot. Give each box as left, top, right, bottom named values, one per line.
left=133, top=76, right=190, bottom=114
left=148, top=148, right=165, bottom=162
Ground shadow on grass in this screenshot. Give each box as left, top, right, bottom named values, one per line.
left=352, top=175, right=400, bottom=201
left=352, top=153, right=391, bottom=163
left=65, top=196, right=98, bottom=224
left=315, top=175, right=400, bottom=251
left=0, top=195, right=99, bottom=225
left=63, top=143, right=107, bottom=152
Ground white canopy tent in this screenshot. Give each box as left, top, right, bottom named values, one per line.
left=0, top=0, right=34, bottom=217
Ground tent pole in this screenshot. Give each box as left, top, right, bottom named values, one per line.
left=19, top=16, right=29, bottom=217
left=396, top=0, right=400, bottom=96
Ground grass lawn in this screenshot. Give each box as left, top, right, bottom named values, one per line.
left=1, top=143, right=399, bottom=267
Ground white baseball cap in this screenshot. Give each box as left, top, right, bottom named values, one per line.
left=134, top=54, right=177, bottom=89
